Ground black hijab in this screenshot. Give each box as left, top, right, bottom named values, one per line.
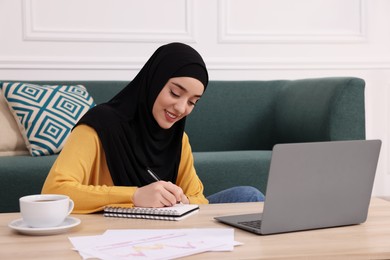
left=76, top=43, right=208, bottom=187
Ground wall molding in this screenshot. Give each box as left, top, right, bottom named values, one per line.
left=1, top=57, right=390, bottom=70
left=218, top=0, right=367, bottom=44
left=22, top=0, right=195, bottom=43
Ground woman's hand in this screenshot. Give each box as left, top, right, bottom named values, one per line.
left=133, top=181, right=189, bottom=208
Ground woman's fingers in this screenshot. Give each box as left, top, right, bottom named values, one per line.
left=133, top=181, right=186, bottom=207
left=162, top=181, right=185, bottom=203
left=180, top=194, right=190, bottom=204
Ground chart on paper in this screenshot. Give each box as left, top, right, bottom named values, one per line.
left=70, top=229, right=235, bottom=260
left=92, top=233, right=214, bottom=258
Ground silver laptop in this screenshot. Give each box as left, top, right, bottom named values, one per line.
left=214, top=140, right=381, bottom=235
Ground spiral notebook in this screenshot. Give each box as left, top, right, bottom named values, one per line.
left=103, top=204, right=199, bottom=221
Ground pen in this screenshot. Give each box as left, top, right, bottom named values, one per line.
left=146, top=167, right=183, bottom=204
left=146, top=167, right=161, bottom=182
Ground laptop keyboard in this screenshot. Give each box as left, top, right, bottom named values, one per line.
left=238, top=220, right=262, bottom=229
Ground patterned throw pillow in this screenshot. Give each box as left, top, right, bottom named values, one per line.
left=0, top=82, right=95, bottom=156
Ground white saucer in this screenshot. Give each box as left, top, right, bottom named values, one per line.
left=8, top=217, right=81, bottom=236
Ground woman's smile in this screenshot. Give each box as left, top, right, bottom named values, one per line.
left=165, top=110, right=179, bottom=122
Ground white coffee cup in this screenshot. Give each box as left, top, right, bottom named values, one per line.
left=19, top=194, right=74, bottom=228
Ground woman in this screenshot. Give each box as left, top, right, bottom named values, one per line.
left=42, top=42, right=264, bottom=213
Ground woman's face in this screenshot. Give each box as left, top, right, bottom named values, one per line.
left=152, top=77, right=204, bottom=129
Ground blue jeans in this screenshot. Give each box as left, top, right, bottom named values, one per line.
left=206, top=186, right=265, bottom=204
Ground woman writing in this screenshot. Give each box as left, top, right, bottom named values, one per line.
left=42, top=42, right=264, bottom=213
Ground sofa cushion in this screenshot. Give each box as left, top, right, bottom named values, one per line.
left=193, top=150, right=272, bottom=196
left=186, top=81, right=282, bottom=152
left=0, top=82, right=95, bottom=156
left=274, top=77, right=365, bottom=143
left=0, top=91, right=29, bottom=156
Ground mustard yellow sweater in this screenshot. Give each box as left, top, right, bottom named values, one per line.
left=41, top=124, right=208, bottom=213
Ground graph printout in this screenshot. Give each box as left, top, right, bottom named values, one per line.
left=69, top=228, right=236, bottom=260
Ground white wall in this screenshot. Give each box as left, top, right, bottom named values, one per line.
left=1, top=0, right=390, bottom=196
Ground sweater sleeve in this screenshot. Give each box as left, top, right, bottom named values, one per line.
left=176, top=133, right=209, bottom=204
left=41, top=124, right=137, bottom=213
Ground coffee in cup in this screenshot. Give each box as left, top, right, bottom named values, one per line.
left=19, top=194, right=74, bottom=228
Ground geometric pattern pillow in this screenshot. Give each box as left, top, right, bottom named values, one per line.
left=0, top=82, right=95, bottom=156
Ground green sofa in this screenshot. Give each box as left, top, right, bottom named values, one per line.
left=0, top=77, right=365, bottom=212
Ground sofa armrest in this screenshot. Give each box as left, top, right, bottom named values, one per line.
left=0, top=155, right=57, bottom=213
left=274, top=77, right=365, bottom=144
